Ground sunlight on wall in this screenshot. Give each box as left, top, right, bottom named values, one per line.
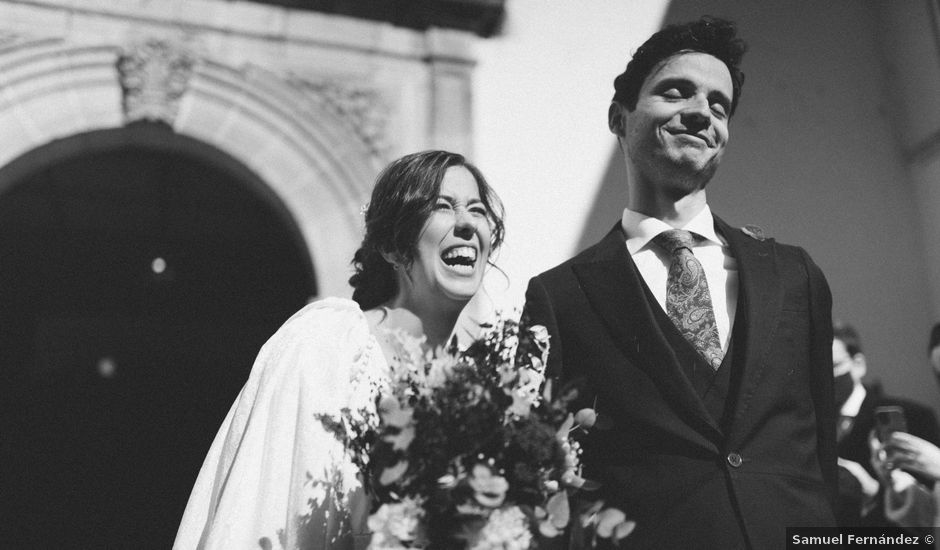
left=473, top=0, right=670, bottom=311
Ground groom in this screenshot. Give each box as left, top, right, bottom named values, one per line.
left=524, top=17, right=836, bottom=549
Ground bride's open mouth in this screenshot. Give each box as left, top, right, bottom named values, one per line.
left=440, top=245, right=478, bottom=274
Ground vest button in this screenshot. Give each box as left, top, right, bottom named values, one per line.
left=727, top=452, right=743, bottom=468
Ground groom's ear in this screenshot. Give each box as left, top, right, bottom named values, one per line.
left=608, top=102, right=626, bottom=137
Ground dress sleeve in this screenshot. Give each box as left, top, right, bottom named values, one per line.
left=174, top=299, right=381, bottom=550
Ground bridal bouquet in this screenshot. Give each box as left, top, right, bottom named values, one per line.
left=319, top=314, right=634, bottom=549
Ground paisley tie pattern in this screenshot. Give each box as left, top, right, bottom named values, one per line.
left=653, top=229, right=724, bottom=370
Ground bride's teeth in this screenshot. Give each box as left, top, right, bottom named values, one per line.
left=442, top=246, right=477, bottom=266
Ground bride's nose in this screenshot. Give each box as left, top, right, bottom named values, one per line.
left=453, top=207, right=474, bottom=239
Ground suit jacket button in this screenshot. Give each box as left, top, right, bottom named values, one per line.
left=727, top=453, right=743, bottom=468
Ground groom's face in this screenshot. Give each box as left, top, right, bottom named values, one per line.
left=617, top=51, right=733, bottom=191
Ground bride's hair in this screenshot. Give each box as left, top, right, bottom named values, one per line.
left=349, top=150, right=505, bottom=311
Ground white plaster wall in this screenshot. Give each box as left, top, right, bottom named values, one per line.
left=878, top=0, right=940, bottom=327
left=473, top=0, right=670, bottom=311
left=912, top=155, right=940, bottom=318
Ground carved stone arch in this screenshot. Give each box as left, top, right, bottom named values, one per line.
left=170, top=58, right=387, bottom=296
left=0, top=39, right=125, bottom=166
left=0, top=37, right=388, bottom=297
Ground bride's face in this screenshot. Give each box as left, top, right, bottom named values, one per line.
left=406, top=166, right=492, bottom=307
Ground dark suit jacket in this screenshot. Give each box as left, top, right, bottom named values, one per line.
left=524, top=217, right=837, bottom=550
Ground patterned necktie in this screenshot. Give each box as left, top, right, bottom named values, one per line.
left=653, top=229, right=724, bottom=370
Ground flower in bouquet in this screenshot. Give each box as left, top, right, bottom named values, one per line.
left=367, top=497, right=428, bottom=549
left=320, top=313, right=634, bottom=548
left=467, top=506, right=531, bottom=550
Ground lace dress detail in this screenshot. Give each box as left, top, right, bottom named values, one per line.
left=174, top=298, right=389, bottom=550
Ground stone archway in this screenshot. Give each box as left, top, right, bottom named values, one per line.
left=0, top=36, right=387, bottom=548
left=0, top=122, right=326, bottom=547
left=0, top=36, right=386, bottom=297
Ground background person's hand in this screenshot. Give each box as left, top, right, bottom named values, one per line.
left=838, top=457, right=880, bottom=498
left=869, top=429, right=892, bottom=482
left=883, top=432, right=940, bottom=482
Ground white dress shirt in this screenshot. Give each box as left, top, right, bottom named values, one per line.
left=840, top=382, right=867, bottom=418
left=621, top=205, right=738, bottom=351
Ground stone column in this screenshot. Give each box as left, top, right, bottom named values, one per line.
left=426, top=28, right=477, bottom=156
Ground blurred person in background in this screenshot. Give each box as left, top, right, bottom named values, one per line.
left=832, top=322, right=940, bottom=526
left=870, top=322, right=940, bottom=532
left=928, top=323, right=940, bottom=394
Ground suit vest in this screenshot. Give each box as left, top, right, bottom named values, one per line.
left=641, top=281, right=747, bottom=432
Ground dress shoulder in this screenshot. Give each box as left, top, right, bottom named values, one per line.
left=241, top=295, right=386, bottom=425
left=256, top=297, right=382, bottom=386
left=174, top=296, right=384, bottom=550
left=273, top=297, right=371, bottom=351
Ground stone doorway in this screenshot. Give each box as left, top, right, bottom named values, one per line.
left=0, top=123, right=316, bottom=548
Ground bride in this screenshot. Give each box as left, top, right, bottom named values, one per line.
left=174, top=150, right=505, bottom=549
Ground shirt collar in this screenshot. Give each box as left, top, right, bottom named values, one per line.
left=840, top=382, right=867, bottom=417
left=621, top=204, right=724, bottom=255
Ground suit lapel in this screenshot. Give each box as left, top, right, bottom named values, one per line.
left=715, top=216, right=784, bottom=424
left=572, top=225, right=723, bottom=445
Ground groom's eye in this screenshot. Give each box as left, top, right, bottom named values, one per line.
left=662, top=88, right=683, bottom=99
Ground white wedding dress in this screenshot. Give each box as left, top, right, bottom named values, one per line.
left=174, top=298, right=389, bottom=550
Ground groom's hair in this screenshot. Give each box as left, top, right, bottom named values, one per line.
left=612, top=16, right=747, bottom=115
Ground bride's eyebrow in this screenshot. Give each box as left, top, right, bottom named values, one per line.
left=437, top=194, right=485, bottom=207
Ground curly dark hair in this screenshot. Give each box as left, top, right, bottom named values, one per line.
left=833, top=321, right=863, bottom=357
left=929, top=322, right=940, bottom=355
left=612, top=16, right=747, bottom=115
left=349, top=150, right=505, bottom=311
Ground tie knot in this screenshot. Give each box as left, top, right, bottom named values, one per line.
left=653, top=229, right=696, bottom=254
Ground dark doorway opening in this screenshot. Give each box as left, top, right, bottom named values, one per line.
left=0, top=123, right=316, bottom=548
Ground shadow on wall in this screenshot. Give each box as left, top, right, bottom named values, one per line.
left=577, top=143, right=628, bottom=252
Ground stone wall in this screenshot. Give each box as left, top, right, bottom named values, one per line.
left=0, top=0, right=480, bottom=296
